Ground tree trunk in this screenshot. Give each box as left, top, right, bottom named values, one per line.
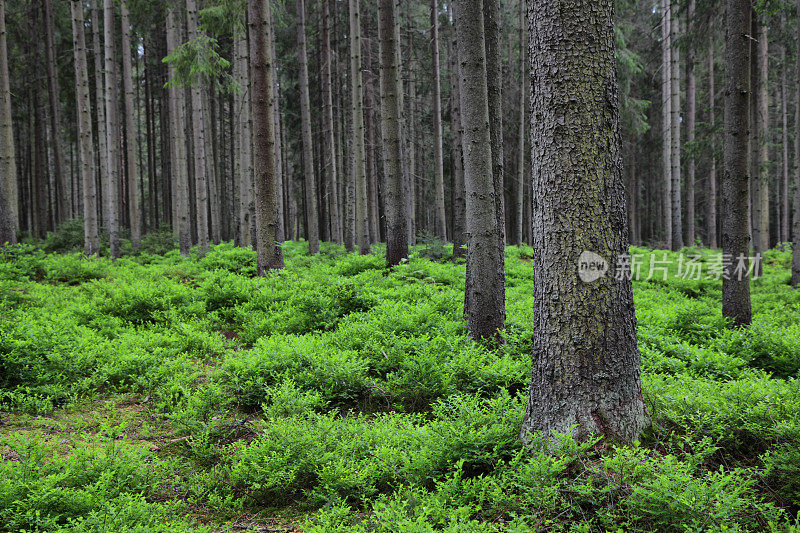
left=103, top=0, right=120, bottom=257
left=430, top=0, right=447, bottom=241
left=515, top=0, right=525, bottom=247
left=794, top=0, right=800, bottom=288
left=483, top=0, right=504, bottom=250
left=295, top=0, right=320, bottom=254
left=364, top=30, right=380, bottom=244
left=750, top=12, right=768, bottom=272
left=350, top=0, right=370, bottom=255
left=0, top=0, right=17, bottom=245
left=70, top=0, right=98, bottom=254
left=166, top=8, right=191, bottom=255
left=661, top=0, right=672, bottom=248
left=42, top=0, right=68, bottom=223
left=249, top=0, right=284, bottom=274
left=708, top=32, right=717, bottom=248
left=90, top=0, right=108, bottom=232
left=120, top=1, right=141, bottom=248
left=522, top=0, right=649, bottom=444
left=669, top=1, right=682, bottom=250
left=685, top=0, right=695, bottom=245
left=449, top=2, right=465, bottom=260
left=722, top=0, right=752, bottom=325
left=186, top=0, right=209, bottom=256
left=454, top=0, right=504, bottom=343
left=234, top=31, right=252, bottom=247
left=780, top=14, right=790, bottom=244
left=322, top=0, right=342, bottom=244
left=379, top=0, right=408, bottom=266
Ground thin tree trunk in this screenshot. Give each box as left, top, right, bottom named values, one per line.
left=322, top=0, right=342, bottom=244
left=71, top=0, right=98, bottom=254
left=794, top=0, right=800, bottom=287
left=661, top=0, right=672, bottom=248
left=449, top=2, right=465, bottom=260
left=364, top=30, right=380, bottom=244
left=708, top=32, right=717, bottom=248
left=780, top=14, right=790, bottom=244
left=722, top=0, right=752, bottom=325
left=120, top=1, right=141, bottom=248
left=379, top=0, right=408, bottom=266
left=430, top=0, right=447, bottom=241
left=249, top=0, right=284, bottom=273
left=521, top=0, right=649, bottom=444
left=186, top=0, right=209, bottom=255
left=685, top=0, right=695, bottom=245
left=483, top=0, right=504, bottom=250
left=295, top=0, right=320, bottom=254
left=751, top=12, right=768, bottom=269
left=350, top=0, right=370, bottom=254
left=515, top=0, right=525, bottom=246
left=42, top=0, right=68, bottom=223
left=0, top=0, right=17, bottom=245
left=455, top=0, right=504, bottom=343
left=103, top=0, right=120, bottom=257
left=670, top=1, right=682, bottom=250
left=166, top=8, right=191, bottom=255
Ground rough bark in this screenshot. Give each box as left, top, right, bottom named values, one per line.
left=708, top=33, right=717, bottom=248
left=685, top=0, right=695, bottom=245
left=483, top=0, right=504, bottom=250
left=120, top=2, right=141, bottom=248
left=249, top=0, right=284, bottom=274
left=430, top=0, right=447, bottom=241
left=70, top=0, right=98, bottom=254
left=448, top=5, right=465, bottom=261
left=454, top=0, right=505, bottom=343
left=669, top=1, right=682, bottom=250
left=322, top=0, right=342, bottom=244
left=379, top=0, right=408, bottom=266
left=0, top=0, right=17, bottom=245
left=166, top=8, right=191, bottom=256
left=295, top=0, right=319, bottom=254
left=722, top=0, right=752, bottom=325
left=103, top=0, right=120, bottom=257
left=522, top=0, right=649, bottom=444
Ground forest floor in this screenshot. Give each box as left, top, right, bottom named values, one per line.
left=1, top=231, right=800, bottom=531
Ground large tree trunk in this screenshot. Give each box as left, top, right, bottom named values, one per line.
left=186, top=0, right=209, bottom=256
left=166, top=8, right=191, bottom=255
left=42, top=0, right=68, bottom=223
left=120, top=1, right=141, bottom=248
left=430, top=0, right=447, bottom=242
left=295, top=0, right=320, bottom=255
left=707, top=33, right=717, bottom=248
left=454, top=0, right=504, bottom=343
left=780, top=14, right=790, bottom=244
left=661, top=0, right=672, bottom=248
left=379, top=0, right=408, bottom=266
left=522, top=0, right=649, bottom=444
left=0, top=0, right=17, bottom=245
left=103, top=0, right=120, bottom=257
left=669, top=1, right=682, bottom=250
left=722, top=0, right=752, bottom=326
left=685, top=0, right=696, bottom=245
left=515, top=0, right=525, bottom=247
left=70, top=0, right=98, bottom=254
left=249, top=0, right=284, bottom=274
left=322, top=0, right=342, bottom=244
left=350, top=0, right=370, bottom=255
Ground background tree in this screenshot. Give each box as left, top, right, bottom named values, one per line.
left=0, top=0, right=16, bottom=245
left=350, top=0, right=370, bottom=255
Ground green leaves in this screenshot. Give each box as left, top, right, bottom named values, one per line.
left=162, top=34, right=235, bottom=92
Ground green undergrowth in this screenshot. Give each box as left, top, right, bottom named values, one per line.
left=1, top=239, right=799, bottom=531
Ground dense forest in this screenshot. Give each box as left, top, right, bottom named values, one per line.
left=1, top=0, right=800, bottom=531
